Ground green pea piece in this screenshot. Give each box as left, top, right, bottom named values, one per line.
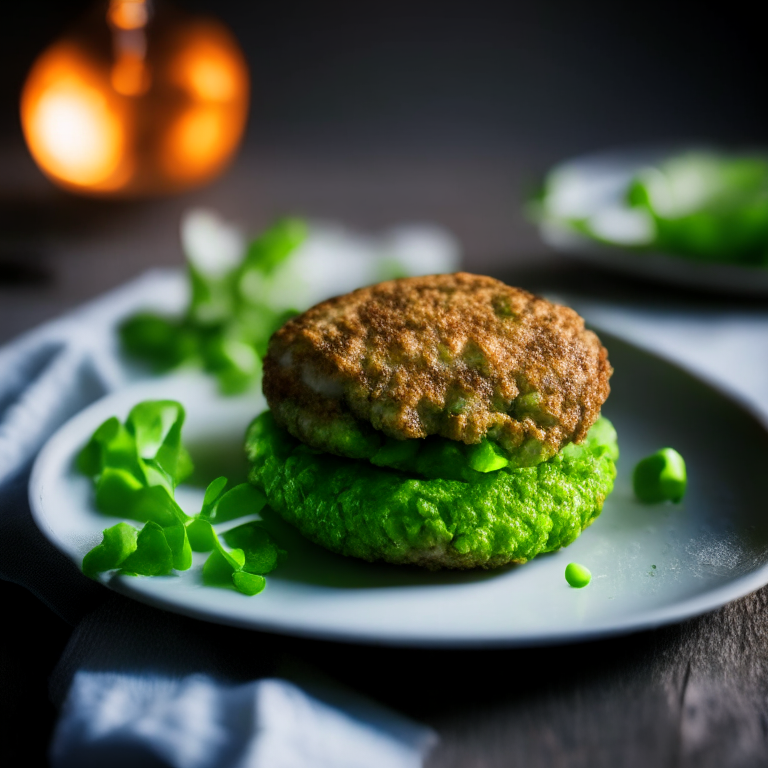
left=565, top=562, right=591, bottom=589
left=466, top=441, right=509, bottom=473
left=633, top=447, right=687, bottom=503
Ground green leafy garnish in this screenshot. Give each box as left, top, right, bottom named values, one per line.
left=201, top=476, right=228, bottom=515
left=77, top=417, right=142, bottom=479
left=242, top=218, right=307, bottom=276
left=121, top=521, right=175, bottom=576
left=206, top=483, right=267, bottom=524
left=82, top=522, right=139, bottom=578
left=130, top=485, right=190, bottom=527
left=231, top=572, right=266, bottom=597
left=120, top=218, right=307, bottom=393
left=79, top=400, right=284, bottom=596
left=534, top=151, right=768, bottom=267
left=224, top=522, right=286, bottom=575
left=163, top=521, right=193, bottom=571
left=202, top=546, right=244, bottom=587
left=628, top=154, right=768, bottom=263
left=94, top=467, right=145, bottom=516
left=186, top=518, right=217, bottom=552
left=121, top=314, right=197, bottom=371
left=127, top=401, right=193, bottom=489
left=79, top=401, right=192, bottom=502
left=201, top=521, right=279, bottom=595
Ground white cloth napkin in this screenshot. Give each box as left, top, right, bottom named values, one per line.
left=53, top=673, right=434, bottom=768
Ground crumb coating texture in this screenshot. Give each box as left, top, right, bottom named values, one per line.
left=246, top=412, right=618, bottom=570
left=263, top=273, right=612, bottom=466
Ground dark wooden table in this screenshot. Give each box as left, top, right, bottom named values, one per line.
left=3, top=137, right=768, bottom=767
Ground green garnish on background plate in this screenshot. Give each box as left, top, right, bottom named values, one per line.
left=629, top=153, right=768, bottom=264
left=534, top=151, right=768, bottom=267
left=79, top=399, right=284, bottom=595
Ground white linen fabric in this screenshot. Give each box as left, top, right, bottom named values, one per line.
left=52, top=673, right=435, bottom=768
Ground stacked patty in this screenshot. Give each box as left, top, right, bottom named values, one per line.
left=248, top=273, right=617, bottom=569
left=263, top=273, right=611, bottom=465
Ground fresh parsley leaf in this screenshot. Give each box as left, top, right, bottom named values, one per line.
left=126, top=401, right=192, bottom=489
left=186, top=518, right=217, bottom=552
left=120, top=521, right=174, bottom=577
left=120, top=218, right=307, bottom=393
left=223, top=522, right=285, bottom=575
left=120, top=314, right=197, bottom=371
left=242, top=218, right=307, bottom=276
left=201, top=524, right=276, bottom=595
left=80, top=400, right=282, bottom=595
left=95, top=467, right=145, bottom=517
left=163, top=521, right=193, bottom=571
left=82, top=522, right=139, bottom=579
left=231, top=572, right=266, bottom=596
left=206, top=483, right=266, bottom=524
left=201, top=476, right=228, bottom=514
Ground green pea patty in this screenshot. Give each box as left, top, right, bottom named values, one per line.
left=246, top=412, right=618, bottom=570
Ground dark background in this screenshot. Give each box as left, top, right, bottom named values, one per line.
left=3, top=0, right=767, bottom=155
left=1, top=0, right=765, bottom=343
left=1, top=0, right=765, bottom=344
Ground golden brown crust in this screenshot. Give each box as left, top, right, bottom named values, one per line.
left=263, top=273, right=611, bottom=456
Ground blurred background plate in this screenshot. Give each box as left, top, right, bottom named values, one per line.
left=28, top=334, right=768, bottom=647
left=538, top=147, right=768, bottom=297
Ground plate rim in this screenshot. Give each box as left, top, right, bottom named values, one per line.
left=28, top=349, right=768, bottom=648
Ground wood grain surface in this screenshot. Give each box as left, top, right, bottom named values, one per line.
left=422, top=590, right=768, bottom=767
left=252, top=589, right=768, bottom=768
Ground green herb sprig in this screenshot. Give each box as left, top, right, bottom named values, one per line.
left=120, top=218, right=306, bottom=394
left=79, top=400, right=284, bottom=595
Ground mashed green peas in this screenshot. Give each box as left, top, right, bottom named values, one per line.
left=246, top=413, right=618, bottom=570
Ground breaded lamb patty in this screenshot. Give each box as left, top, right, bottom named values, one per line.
left=263, top=273, right=612, bottom=466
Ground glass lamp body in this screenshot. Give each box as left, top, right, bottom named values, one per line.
left=20, top=2, right=250, bottom=197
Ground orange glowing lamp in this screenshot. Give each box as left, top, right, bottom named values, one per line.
left=21, top=1, right=249, bottom=196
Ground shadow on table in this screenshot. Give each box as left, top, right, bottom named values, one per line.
left=485, top=255, right=768, bottom=310
left=258, top=506, right=509, bottom=589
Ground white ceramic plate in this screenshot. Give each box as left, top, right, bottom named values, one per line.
left=29, top=335, right=768, bottom=647
left=539, top=147, right=768, bottom=296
